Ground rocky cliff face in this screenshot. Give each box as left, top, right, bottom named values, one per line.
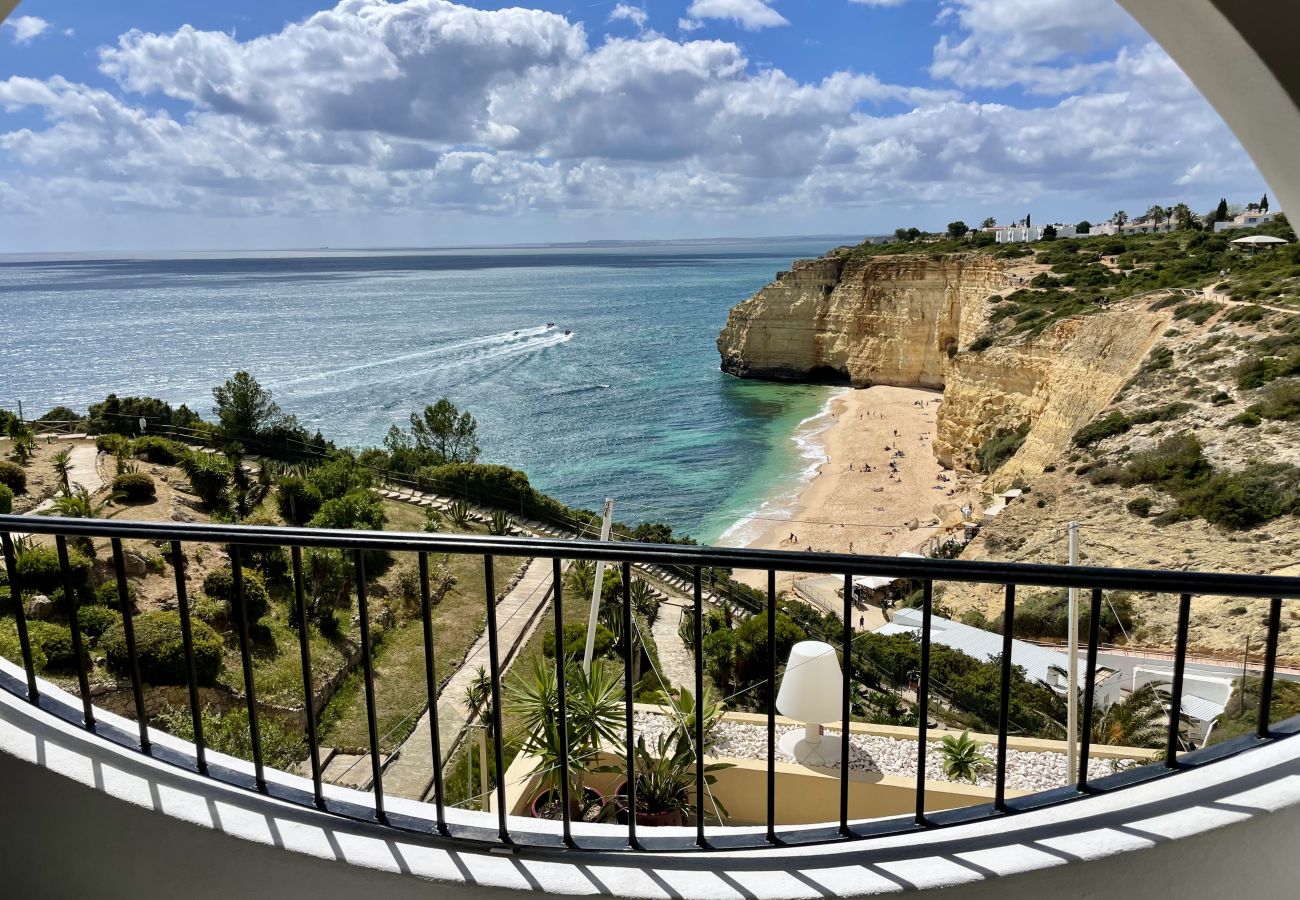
left=716, top=255, right=1003, bottom=388
left=717, top=253, right=1168, bottom=484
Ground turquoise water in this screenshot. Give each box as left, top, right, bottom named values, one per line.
left=0, top=240, right=847, bottom=541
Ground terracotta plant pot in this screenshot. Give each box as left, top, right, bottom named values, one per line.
left=635, top=808, right=687, bottom=828
left=530, top=785, right=603, bottom=820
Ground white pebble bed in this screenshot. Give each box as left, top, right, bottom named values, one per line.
left=632, top=713, right=1141, bottom=793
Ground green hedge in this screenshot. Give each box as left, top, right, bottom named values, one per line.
left=96, top=433, right=130, bottom=455
left=0, top=483, right=12, bottom=514
left=131, top=436, right=185, bottom=465
left=112, top=472, right=157, bottom=502
left=14, top=546, right=92, bottom=594
left=26, top=621, right=86, bottom=672
left=202, top=567, right=270, bottom=622
left=102, top=611, right=223, bottom=685
left=0, top=461, right=26, bottom=494
left=76, top=604, right=120, bottom=639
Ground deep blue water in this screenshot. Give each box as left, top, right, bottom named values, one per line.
left=0, top=240, right=849, bottom=541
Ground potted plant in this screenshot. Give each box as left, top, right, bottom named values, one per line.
left=508, top=656, right=624, bottom=820
left=600, top=731, right=733, bottom=827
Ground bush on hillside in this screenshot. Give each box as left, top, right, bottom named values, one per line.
left=95, top=433, right=130, bottom=455
left=1121, top=433, right=1212, bottom=491
left=103, top=611, right=223, bottom=685
left=0, top=483, right=12, bottom=514
left=308, top=489, right=386, bottom=532
left=15, top=545, right=91, bottom=593
left=305, top=456, right=372, bottom=501
left=131, top=436, right=185, bottom=465
left=178, top=451, right=232, bottom=508
left=977, top=424, right=1030, bottom=474
left=0, top=461, right=26, bottom=494
left=276, top=475, right=323, bottom=525
left=543, top=621, right=615, bottom=661
left=202, top=567, right=270, bottom=623
left=75, top=604, right=120, bottom=639
left=1177, top=464, right=1300, bottom=530
left=1073, top=411, right=1131, bottom=447
left=112, top=472, right=157, bottom=503
left=25, top=621, right=86, bottom=672
left=1248, top=379, right=1300, bottom=421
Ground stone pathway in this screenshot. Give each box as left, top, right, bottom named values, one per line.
left=649, top=598, right=697, bottom=692
left=379, top=556, right=561, bottom=800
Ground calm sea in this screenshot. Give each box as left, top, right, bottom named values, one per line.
left=0, top=240, right=851, bottom=542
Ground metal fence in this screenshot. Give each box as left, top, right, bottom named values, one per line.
left=2, top=513, right=1299, bottom=853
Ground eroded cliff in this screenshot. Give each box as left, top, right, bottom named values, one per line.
left=717, top=252, right=1168, bottom=485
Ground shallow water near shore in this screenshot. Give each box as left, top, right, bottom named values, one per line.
left=1, top=239, right=845, bottom=542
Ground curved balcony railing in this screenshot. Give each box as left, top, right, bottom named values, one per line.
left=2, top=513, right=1299, bottom=853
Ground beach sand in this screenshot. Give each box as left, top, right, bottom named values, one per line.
left=727, top=385, right=984, bottom=598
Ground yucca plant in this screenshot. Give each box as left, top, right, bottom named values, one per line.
left=508, top=657, right=624, bottom=818
left=488, top=508, right=512, bottom=536
left=601, top=731, right=733, bottom=826
left=565, top=559, right=596, bottom=599
left=448, top=499, right=472, bottom=529
left=650, top=685, right=725, bottom=752
left=631, top=578, right=660, bottom=627
left=51, top=448, right=72, bottom=496
left=937, top=731, right=992, bottom=783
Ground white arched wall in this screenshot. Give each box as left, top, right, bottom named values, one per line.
left=1117, top=0, right=1300, bottom=214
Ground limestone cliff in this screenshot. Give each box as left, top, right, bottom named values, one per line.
left=717, top=253, right=1169, bottom=485
left=716, top=255, right=1003, bottom=388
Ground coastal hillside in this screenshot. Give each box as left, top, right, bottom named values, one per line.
left=718, top=230, right=1300, bottom=659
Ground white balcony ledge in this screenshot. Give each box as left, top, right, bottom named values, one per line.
left=2, top=657, right=1299, bottom=899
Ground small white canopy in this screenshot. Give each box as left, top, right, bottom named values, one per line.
left=1231, top=235, right=1288, bottom=244
left=853, top=575, right=897, bottom=591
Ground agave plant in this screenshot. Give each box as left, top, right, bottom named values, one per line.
left=937, top=731, right=992, bottom=783
left=49, top=484, right=118, bottom=519
left=423, top=506, right=443, bottom=533
left=650, top=685, right=725, bottom=753
left=488, top=508, right=512, bottom=536
left=447, top=499, right=472, bottom=529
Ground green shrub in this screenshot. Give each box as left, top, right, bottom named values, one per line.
left=178, top=452, right=232, bottom=507
left=276, top=475, right=322, bottom=525
left=93, top=579, right=136, bottom=611
left=0, top=483, right=12, bottom=514
left=1228, top=411, right=1262, bottom=428
left=155, top=704, right=304, bottom=770
left=977, top=423, right=1030, bottom=473
left=95, top=433, right=130, bottom=455
left=0, top=461, right=26, bottom=494
left=131, top=436, right=184, bottom=465
left=103, top=611, right=223, bottom=685
left=26, top=621, right=86, bottom=672
left=1125, top=497, right=1152, bottom=518
left=1177, top=464, right=1300, bottom=529
left=15, top=545, right=92, bottom=593
left=1073, top=411, right=1130, bottom=447
left=1130, top=402, right=1193, bottom=424
left=1248, top=379, right=1300, bottom=421
left=308, top=489, right=386, bottom=532
left=544, top=621, right=615, bottom=661
left=112, top=472, right=157, bottom=502
left=202, top=567, right=270, bottom=622
left=968, top=335, right=995, bottom=353
left=1226, top=305, right=1269, bottom=324
left=1172, top=301, right=1221, bottom=325
left=76, top=604, right=120, bottom=639
left=305, top=457, right=372, bottom=501
left=1121, top=433, right=1212, bottom=491
left=1140, top=346, right=1174, bottom=374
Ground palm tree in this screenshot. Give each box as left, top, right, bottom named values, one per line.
left=565, top=559, right=596, bottom=600
left=1091, top=683, right=1167, bottom=749
left=51, top=448, right=72, bottom=496
left=1112, top=210, right=1128, bottom=226
left=463, top=665, right=493, bottom=725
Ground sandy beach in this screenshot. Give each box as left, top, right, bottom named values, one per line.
left=728, top=385, right=984, bottom=595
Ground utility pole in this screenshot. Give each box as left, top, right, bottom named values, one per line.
left=582, top=498, right=615, bottom=674
left=1067, top=521, right=1080, bottom=781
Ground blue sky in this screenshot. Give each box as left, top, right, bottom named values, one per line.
left=0, top=0, right=1270, bottom=250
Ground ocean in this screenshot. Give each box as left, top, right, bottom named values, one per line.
left=0, top=239, right=851, bottom=542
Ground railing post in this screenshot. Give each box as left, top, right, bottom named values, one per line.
left=1166, top=594, right=1193, bottom=767
left=766, top=569, right=777, bottom=844
left=1259, top=598, right=1283, bottom=738
left=419, top=551, right=448, bottom=835
left=914, top=579, right=933, bottom=826
left=56, top=536, right=94, bottom=729
left=1, top=532, right=39, bottom=701
left=171, top=541, right=206, bottom=774
left=290, top=547, right=324, bottom=809
left=111, top=538, right=149, bottom=751
left=353, top=550, right=385, bottom=823
left=995, top=584, right=1014, bottom=812
left=483, top=556, right=511, bottom=846
left=229, top=547, right=265, bottom=790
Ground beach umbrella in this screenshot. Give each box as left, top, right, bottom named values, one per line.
left=1231, top=234, right=1288, bottom=255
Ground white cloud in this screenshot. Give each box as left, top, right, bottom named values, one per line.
left=0, top=0, right=1264, bottom=240
left=930, top=0, right=1140, bottom=94
left=678, top=18, right=703, bottom=32
left=5, top=16, right=51, bottom=45
left=684, top=0, right=788, bottom=30
left=608, top=4, right=648, bottom=30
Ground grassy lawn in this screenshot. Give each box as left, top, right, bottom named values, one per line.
left=317, top=511, right=525, bottom=753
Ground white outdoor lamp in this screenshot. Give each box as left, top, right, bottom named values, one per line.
left=776, top=640, right=844, bottom=767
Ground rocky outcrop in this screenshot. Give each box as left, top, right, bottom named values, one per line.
left=934, top=308, right=1169, bottom=485
left=716, top=254, right=1004, bottom=388
left=717, top=252, right=1171, bottom=482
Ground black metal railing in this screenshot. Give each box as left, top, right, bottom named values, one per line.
left=2, top=513, right=1299, bottom=853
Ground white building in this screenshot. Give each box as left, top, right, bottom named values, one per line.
left=1130, top=666, right=1232, bottom=748
left=1214, top=209, right=1281, bottom=232
left=994, top=224, right=1079, bottom=243
left=875, top=607, right=1123, bottom=706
